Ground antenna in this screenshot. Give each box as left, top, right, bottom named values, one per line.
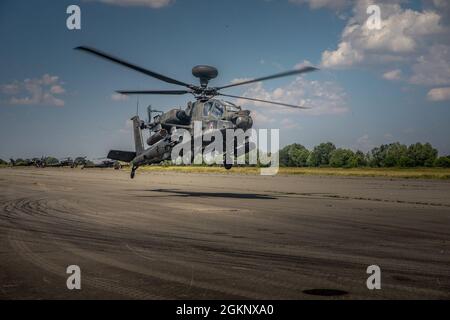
left=136, top=96, right=140, bottom=116
left=147, top=105, right=152, bottom=123
left=147, top=104, right=163, bottom=124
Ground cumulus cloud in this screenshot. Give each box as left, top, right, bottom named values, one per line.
left=250, top=109, right=275, bottom=126
left=50, top=85, right=65, bottom=94
left=280, top=118, right=300, bottom=129
left=111, top=93, right=129, bottom=101
left=409, top=44, right=450, bottom=86
left=119, top=119, right=133, bottom=134
left=382, top=69, right=402, bottom=81
left=231, top=76, right=349, bottom=116
left=289, top=0, right=351, bottom=10
left=294, top=60, right=315, bottom=69
left=90, top=0, right=173, bottom=8
left=431, top=0, right=450, bottom=12
left=322, top=41, right=364, bottom=68
left=355, top=133, right=374, bottom=152
left=0, top=83, right=20, bottom=95
left=427, top=87, right=450, bottom=101
left=314, top=0, right=450, bottom=101
left=321, top=2, right=445, bottom=69
left=0, top=74, right=66, bottom=107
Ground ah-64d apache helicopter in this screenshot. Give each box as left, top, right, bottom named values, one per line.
left=76, top=46, right=318, bottom=178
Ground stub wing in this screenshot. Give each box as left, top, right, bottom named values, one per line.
left=107, top=150, right=136, bottom=163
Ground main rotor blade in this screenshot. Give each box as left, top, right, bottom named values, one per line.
left=75, top=46, right=193, bottom=88
left=217, top=66, right=318, bottom=90
left=218, top=93, right=309, bottom=109
left=116, top=90, right=191, bottom=95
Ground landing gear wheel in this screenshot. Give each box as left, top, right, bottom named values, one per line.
left=131, top=166, right=137, bottom=179
left=224, top=163, right=233, bottom=170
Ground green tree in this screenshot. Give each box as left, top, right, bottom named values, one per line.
left=13, top=158, right=26, bottom=166
left=367, top=145, right=386, bottom=167
left=45, top=156, right=59, bottom=165
left=279, top=144, right=310, bottom=167
left=368, top=143, right=408, bottom=167
left=407, top=142, right=437, bottom=167
left=385, top=143, right=408, bottom=167
left=349, top=150, right=367, bottom=167
left=434, top=156, right=450, bottom=168
left=74, top=157, right=87, bottom=166
left=291, top=146, right=310, bottom=167
left=0, top=158, right=6, bottom=165
left=329, top=148, right=355, bottom=168
left=279, top=146, right=291, bottom=167
left=307, top=142, right=336, bottom=167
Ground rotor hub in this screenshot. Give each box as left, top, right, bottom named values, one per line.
left=192, top=65, right=218, bottom=87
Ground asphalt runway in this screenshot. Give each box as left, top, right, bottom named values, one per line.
left=0, top=167, right=449, bottom=299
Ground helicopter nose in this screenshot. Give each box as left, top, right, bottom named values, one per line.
left=235, top=115, right=253, bottom=130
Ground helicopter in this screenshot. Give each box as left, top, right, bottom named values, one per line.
left=31, top=156, right=46, bottom=168
left=75, top=46, right=318, bottom=178
left=81, top=157, right=122, bottom=170
left=44, top=157, right=75, bottom=168
left=73, top=156, right=88, bottom=167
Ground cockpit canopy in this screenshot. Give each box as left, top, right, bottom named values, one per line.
left=202, top=99, right=241, bottom=119
left=203, top=100, right=224, bottom=118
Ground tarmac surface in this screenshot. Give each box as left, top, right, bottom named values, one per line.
left=0, top=167, right=449, bottom=299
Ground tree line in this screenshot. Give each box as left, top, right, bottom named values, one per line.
left=0, top=157, right=92, bottom=167
left=2, top=142, right=450, bottom=168
left=279, top=142, right=450, bottom=168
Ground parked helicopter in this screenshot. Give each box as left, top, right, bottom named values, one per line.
left=45, top=157, right=75, bottom=168
left=81, top=158, right=122, bottom=170
left=32, top=157, right=46, bottom=168
left=75, top=46, right=318, bottom=178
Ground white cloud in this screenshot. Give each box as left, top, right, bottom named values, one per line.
left=409, top=44, right=450, bottom=86
left=427, top=87, right=450, bottom=101
left=355, top=133, right=374, bottom=152
left=0, top=74, right=66, bottom=107
left=0, top=83, right=20, bottom=95
left=231, top=76, right=349, bottom=116
left=90, top=0, right=173, bottom=8
left=382, top=69, right=402, bottom=81
left=50, top=85, right=65, bottom=94
left=316, top=0, right=450, bottom=101
left=41, top=74, right=59, bottom=85
left=111, top=93, right=129, bottom=101
left=321, top=2, right=445, bottom=69
left=294, top=60, right=315, bottom=69
left=119, top=119, right=133, bottom=134
left=281, top=118, right=299, bottom=129
left=250, top=109, right=275, bottom=126
left=432, top=0, right=450, bottom=11
left=289, top=0, right=351, bottom=10
left=322, top=41, right=364, bottom=68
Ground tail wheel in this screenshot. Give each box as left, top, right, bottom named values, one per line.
left=131, top=166, right=137, bottom=179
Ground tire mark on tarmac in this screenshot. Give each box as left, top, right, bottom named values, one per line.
left=8, top=229, right=161, bottom=299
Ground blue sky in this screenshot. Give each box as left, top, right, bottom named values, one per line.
left=1, top=0, right=449, bottom=159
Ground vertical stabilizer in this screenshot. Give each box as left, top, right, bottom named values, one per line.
left=131, top=116, right=144, bottom=155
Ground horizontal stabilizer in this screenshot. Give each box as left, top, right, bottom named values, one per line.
left=107, top=150, right=136, bottom=163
